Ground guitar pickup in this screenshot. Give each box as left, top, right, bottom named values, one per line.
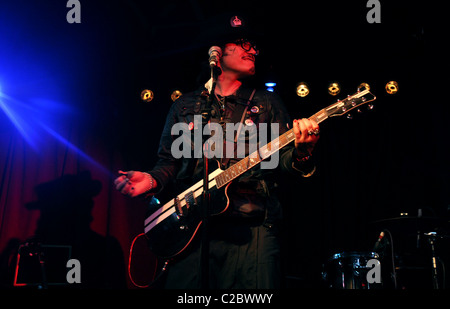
left=184, top=191, right=197, bottom=211
left=174, top=191, right=197, bottom=217
left=174, top=197, right=183, bottom=217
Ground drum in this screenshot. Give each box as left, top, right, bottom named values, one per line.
left=323, top=252, right=381, bottom=289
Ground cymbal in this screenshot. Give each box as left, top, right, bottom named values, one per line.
left=373, top=216, right=448, bottom=223
left=371, top=216, right=449, bottom=231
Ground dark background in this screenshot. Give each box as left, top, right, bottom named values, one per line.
left=0, top=0, right=448, bottom=289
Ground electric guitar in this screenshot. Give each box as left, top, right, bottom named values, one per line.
left=144, top=88, right=376, bottom=258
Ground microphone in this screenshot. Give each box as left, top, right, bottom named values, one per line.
left=208, top=46, right=222, bottom=68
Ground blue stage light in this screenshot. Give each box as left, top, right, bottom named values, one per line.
left=265, top=82, right=277, bottom=93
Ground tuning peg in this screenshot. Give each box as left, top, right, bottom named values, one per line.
left=357, top=108, right=362, bottom=113
left=346, top=113, right=353, bottom=119
left=367, top=104, right=374, bottom=110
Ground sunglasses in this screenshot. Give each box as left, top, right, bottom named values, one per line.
left=233, top=39, right=259, bottom=56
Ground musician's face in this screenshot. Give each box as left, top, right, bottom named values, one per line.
left=220, top=41, right=258, bottom=78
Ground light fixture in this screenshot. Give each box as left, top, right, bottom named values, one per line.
left=296, top=82, right=309, bottom=97
left=327, top=82, right=341, bottom=96
left=171, top=90, right=183, bottom=102
left=265, top=82, right=276, bottom=93
left=385, top=81, right=398, bottom=94
left=358, top=82, right=370, bottom=91
left=140, top=89, right=154, bottom=102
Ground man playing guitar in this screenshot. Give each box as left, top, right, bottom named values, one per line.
left=115, top=33, right=319, bottom=288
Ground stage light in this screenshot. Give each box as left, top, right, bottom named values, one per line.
left=385, top=81, right=398, bottom=94
left=171, top=90, right=183, bottom=102
left=40, top=122, right=112, bottom=176
left=296, top=82, right=309, bottom=97
left=328, top=82, right=341, bottom=96
left=0, top=88, right=111, bottom=176
left=0, top=91, right=37, bottom=148
left=265, top=82, right=276, bottom=92
left=358, top=82, right=370, bottom=91
left=140, top=89, right=154, bottom=102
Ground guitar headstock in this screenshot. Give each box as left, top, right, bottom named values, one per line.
left=325, top=88, right=376, bottom=118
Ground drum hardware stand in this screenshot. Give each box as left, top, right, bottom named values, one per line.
left=15, top=239, right=48, bottom=289
left=424, top=232, right=440, bottom=289
left=199, top=64, right=221, bottom=289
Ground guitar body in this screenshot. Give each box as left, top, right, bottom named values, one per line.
left=145, top=175, right=231, bottom=258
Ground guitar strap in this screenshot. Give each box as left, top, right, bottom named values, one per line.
left=221, top=88, right=256, bottom=169
left=233, top=88, right=257, bottom=143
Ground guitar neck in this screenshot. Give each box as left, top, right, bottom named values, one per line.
left=214, top=109, right=328, bottom=189
left=214, top=88, right=376, bottom=189
left=256, top=108, right=329, bottom=161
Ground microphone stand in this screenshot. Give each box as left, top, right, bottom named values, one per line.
left=199, top=65, right=220, bottom=289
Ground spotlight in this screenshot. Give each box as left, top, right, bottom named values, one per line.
left=265, top=82, right=276, bottom=92
left=358, top=82, right=370, bottom=91
left=327, top=82, right=341, bottom=96
left=140, top=89, right=154, bottom=102
left=385, top=81, right=398, bottom=94
left=296, top=82, right=309, bottom=97
left=171, top=90, right=183, bottom=102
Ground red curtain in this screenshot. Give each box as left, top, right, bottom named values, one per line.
left=0, top=122, right=156, bottom=288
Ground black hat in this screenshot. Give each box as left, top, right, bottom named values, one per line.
left=26, top=171, right=102, bottom=210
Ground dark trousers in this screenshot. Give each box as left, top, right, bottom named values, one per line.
left=163, top=218, right=281, bottom=289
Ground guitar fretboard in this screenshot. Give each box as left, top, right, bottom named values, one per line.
left=214, top=109, right=328, bottom=188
